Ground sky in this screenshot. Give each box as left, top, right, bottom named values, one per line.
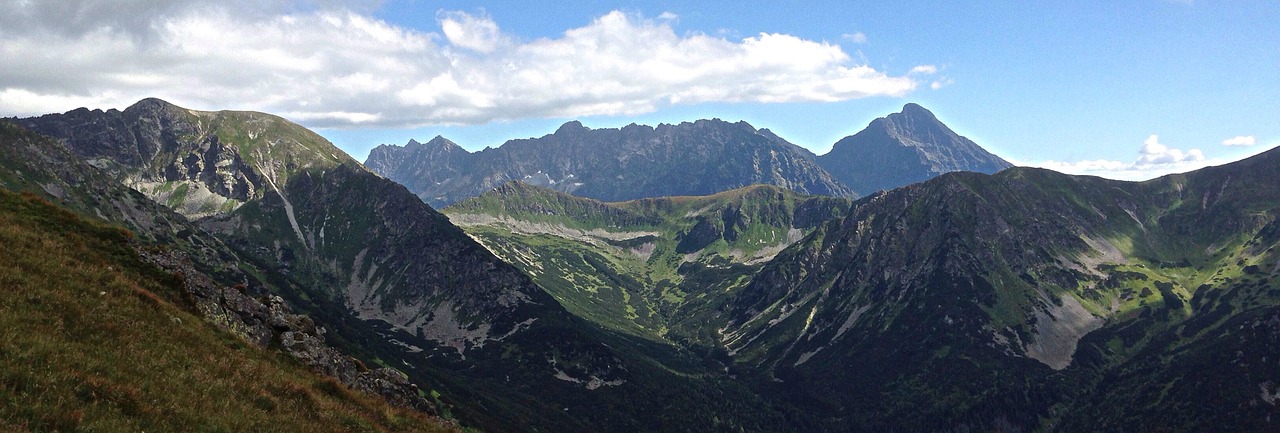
left=1, top=0, right=1277, bottom=181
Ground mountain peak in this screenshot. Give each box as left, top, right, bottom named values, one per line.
left=131, top=97, right=176, bottom=108
left=816, top=104, right=1013, bottom=195
left=18, top=98, right=355, bottom=218
left=425, top=135, right=460, bottom=149
left=897, top=102, right=938, bottom=121
left=556, top=120, right=587, bottom=134
left=873, top=103, right=947, bottom=138
left=123, top=97, right=184, bottom=115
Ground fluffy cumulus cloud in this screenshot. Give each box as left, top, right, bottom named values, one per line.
left=0, top=1, right=920, bottom=128
left=439, top=10, right=507, bottom=53
left=1136, top=134, right=1204, bottom=165
left=1034, top=134, right=1222, bottom=181
left=1222, top=135, right=1256, bottom=146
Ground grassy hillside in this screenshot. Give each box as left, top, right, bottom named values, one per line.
left=445, top=182, right=850, bottom=344
left=714, top=152, right=1280, bottom=431
left=0, top=189, right=453, bottom=433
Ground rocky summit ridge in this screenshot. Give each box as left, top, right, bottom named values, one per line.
left=366, top=118, right=853, bottom=207
left=366, top=103, right=1011, bottom=208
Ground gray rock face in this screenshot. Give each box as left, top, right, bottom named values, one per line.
left=19, top=99, right=259, bottom=200
left=817, top=103, right=1013, bottom=195
left=365, top=119, right=854, bottom=208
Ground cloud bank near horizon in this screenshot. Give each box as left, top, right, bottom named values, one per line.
left=0, top=0, right=922, bottom=129
left=1029, top=134, right=1271, bottom=181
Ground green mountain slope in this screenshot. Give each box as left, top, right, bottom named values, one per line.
left=721, top=148, right=1280, bottom=431
left=0, top=189, right=452, bottom=432
left=445, top=182, right=851, bottom=346
left=14, top=101, right=786, bottom=432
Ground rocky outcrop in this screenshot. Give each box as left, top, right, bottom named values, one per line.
left=134, top=245, right=439, bottom=416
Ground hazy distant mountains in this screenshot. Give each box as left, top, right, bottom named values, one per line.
left=365, top=104, right=1010, bottom=208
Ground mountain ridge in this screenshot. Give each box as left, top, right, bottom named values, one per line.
left=367, top=103, right=1011, bottom=207
left=367, top=117, right=855, bottom=207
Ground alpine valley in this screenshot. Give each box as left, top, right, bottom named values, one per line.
left=3, top=98, right=1279, bottom=433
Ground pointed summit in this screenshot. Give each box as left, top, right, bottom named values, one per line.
left=816, top=103, right=1013, bottom=195
left=424, top=135, right=461, bottom=150
left=899, top=102, right=936, bottom=118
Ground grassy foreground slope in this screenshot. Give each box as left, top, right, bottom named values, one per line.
left=0, top=190, right=453, bottom=433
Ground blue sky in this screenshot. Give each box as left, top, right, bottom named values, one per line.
left=2, top=0, right=1277, bottom=180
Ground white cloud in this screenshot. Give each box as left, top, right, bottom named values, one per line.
left=909, top=65, right=938, bottom=75
left=0, top=2, right=919, bottom=128
left=439, top=10, right=506, bottom=53
left=1222, top=135, right=1256, bottom=146
left=1136, top=134, right=1203, bottom=165
left=842, top=32, right=867, bottom=44
left=1031, top=134, right=1220, bottom=181
left=930, top=78, right=955, bottom=90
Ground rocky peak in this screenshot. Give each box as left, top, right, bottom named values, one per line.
left=124, top=97, right=184, bottom=114
left=816, top=103, right=1013, bottom=195
left=425, top=135, right=462, bottom=151
left=899, top=102, right=936, bottom=119
left=555, top=120, right=587, bottom=135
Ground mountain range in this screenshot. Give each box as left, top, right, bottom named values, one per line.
left=443, top=142, right=1280, bottom=431
left=365, top=104, right=1011, bottom=208
left=10, top=99, right=777, bottom=432
left=3, top=98, right=1278, bottom=432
